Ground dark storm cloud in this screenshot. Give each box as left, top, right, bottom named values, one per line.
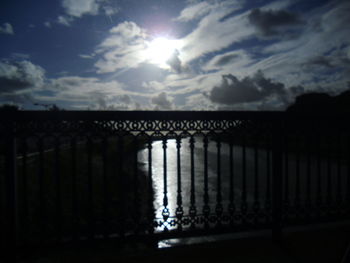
left=248, top=8, right=302, bottom=37
left=208, top=71, right=286, bottom=105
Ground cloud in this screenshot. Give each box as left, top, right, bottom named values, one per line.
left=11, top=53, right=30, bottom=60
left=207, top=71, right=286, bottom=105
left=0, top=93, right=34, bottom=106
left=0, top=60, right=45, bottom=94
left=151, top=92, right=173, bottom=110
left=142, top=80, right=165, bottom=92
left=79, top=54, right=94, bottom=59
left=57, top=15, right=74, bottom=26
left=56, top=0, right=119, bottom=27
left=45, top=75, right=139, bottom=109
left=305, top=56, right=334, bottom=69
left=62, top=0, right=99, bottom=17
left=248, top=8, right=303, bottom=37
left=102, top=5, right=119, bottom=16
left=176, top=1, right=212, bottom=22
left=119, top=94, right=131, bottom=104
left=95, top=21, right=147, bottom=73
left=166, top=50, right=183, bottom=73
left=0, top=23, right=14, bottom=35
left=178, top=1, right=253, bottom=63
left=44, top=21, right=52, bottom=28
left=203, top=50, right=252, bottom=72
left=227, top=0, right=350, bottom=95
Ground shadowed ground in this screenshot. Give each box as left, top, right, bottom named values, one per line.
left=21, top=221, right=350, bottom=263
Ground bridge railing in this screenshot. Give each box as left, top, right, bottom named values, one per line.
left=1, top=111, right=349, bottom=259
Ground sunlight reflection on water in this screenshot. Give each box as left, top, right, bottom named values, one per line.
left=138, top=137, right=256, bottom=220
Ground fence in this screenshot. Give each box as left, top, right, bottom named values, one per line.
left=1, top=111, right=350, bottom=261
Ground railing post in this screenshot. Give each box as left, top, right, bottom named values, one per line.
left=271, top=118, right=283, bottom=242
left=4, top=120, right=18, bottom=262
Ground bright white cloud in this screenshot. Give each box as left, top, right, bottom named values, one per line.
left=95, top=21, right=148, bottom=73
left=0, top=23, right=14, bottom=35
left=95, top=21, right=185, bottom=74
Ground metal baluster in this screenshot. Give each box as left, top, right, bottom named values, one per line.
left=133, top=136, right=140, bottom=234
left=253, top=135, right=260, bottom=224
left=203, top=136, right=210, bottom=228
left=4, top=122, right=17, bottom=262
left=189, top=136, right=197, bottom=227
left=175, top=137, right=183, bottom=230
left=20, top=138, right=28, bottom=244
left=284, top=135, right=290, bottom=220
left=272, top=121, right=283, bottom=241
left=265, top=134, right=271, bottom=221
left=87, top=137, right=94, bottom=240
left=347, top=135, right=350, bottom=216
left=295, top=134, right=301, bottom=220
left=71, top=137, right=78, bottom=242
left=316, top=134, right=322, bottom=218
left=336, top=131, right=342, bottom=213
left=327, top=136, right=332, bottom=217
left=162, top=138, right=169, bottom=227
left=147, top=137, right=154, bottom=234
left=216, top=137, right=223, bottom=225
left=102, top=137, right=109, bottom=239
left=229, top=138, right=235, bottom=226
left=0, top=138, right=3, bottom=250
left=306, top=135, right=312, bottom=220
left=117, top=136, right=125, bottom=237
left=38, top=137, right=46, bottom=244
left=241, top=134, right=247, bottom=223
left=54, top=137, right=62, bottom=242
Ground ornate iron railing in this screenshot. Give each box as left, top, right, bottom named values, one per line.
left=0, top=111, right=350, bottom=260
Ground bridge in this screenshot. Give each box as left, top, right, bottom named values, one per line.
left=1, top=111, right=349, bottom=262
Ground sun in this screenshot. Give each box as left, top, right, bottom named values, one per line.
left=146, top=37, right=181, bottom=66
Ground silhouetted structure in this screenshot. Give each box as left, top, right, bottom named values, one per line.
left=0, top=110, right=349, bottom=262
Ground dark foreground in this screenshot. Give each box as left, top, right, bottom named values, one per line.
left=19, top=221, right=350, bottom=263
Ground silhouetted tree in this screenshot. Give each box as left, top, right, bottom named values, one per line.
left=0, top=104, right=20, bottom=111
left=287, top=90, right=350, bottom=112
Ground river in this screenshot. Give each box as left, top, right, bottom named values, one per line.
left=138, top=136, right=348, bottom=221
left=138, top=137, right=270, bottom=220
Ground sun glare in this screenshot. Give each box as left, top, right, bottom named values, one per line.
left=146, top=37, right=180, bottom=66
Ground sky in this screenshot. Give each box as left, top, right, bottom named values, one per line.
left=0, top=0, right=349, bottom=110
